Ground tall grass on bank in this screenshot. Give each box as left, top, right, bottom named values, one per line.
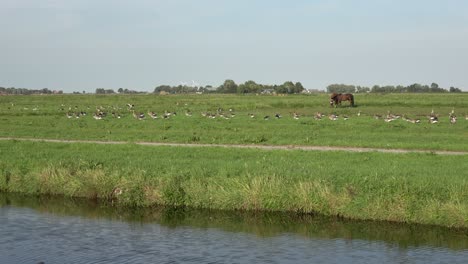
left=1, top=93, right=467, bottom=151
left=1, top=140, right=467, bottom=228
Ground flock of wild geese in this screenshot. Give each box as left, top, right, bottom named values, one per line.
left=60, top=103, right=468, bottom=125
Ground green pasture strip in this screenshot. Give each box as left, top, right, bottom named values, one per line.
left=0, top=93, right=467, bottom=151
left=1, top=140, right=467, bottom=228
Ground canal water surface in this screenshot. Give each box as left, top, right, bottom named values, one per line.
left=0, top=193, right=467, bottom=264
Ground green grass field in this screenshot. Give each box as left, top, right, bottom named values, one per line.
left=1, top=93, right=467, bottom=228
left=1, top=140, right=467, bottom=228
left=1, top=93, right=467, bottom=150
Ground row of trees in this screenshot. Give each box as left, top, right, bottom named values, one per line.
left=0, top=87, right=63, bottom=95
left=153, top=80, right=305, bottom=94
left=2, top=81, right=464, bottom=95
left=327, top=83, right=463, bottom=93
left=154, top=85, right=210, bottom=94
left=217, top=80, right=304, bottom=94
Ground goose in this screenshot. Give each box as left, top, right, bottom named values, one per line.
left=373, top=114, right=382, bottom=119
left=384, top=113, right=396, bottom=122
left=148, top=111, right=158, bottom=119
left=66, top=112, right=74, bottom=118
left=357, top=110, right=361, bottom=117
left=219, top=113, right=230, bottom=119
left=93, top=113, right=103, bottom=120
left=264, top=115, right=270, bottom=120
left=248, top=113, right=255, bottom=118
left=314, top=112, right=324, bottom=120
left=386, top=111, right=400, bottom=121
left=429, top=116, right=439, bottom=124
left=429, top=109, right=438, bottom=124
left=132, top=110, right=145, bottom=120
left=275, top=113, right=282, bottom=119
left=328, top=114, right=338, bottom=121
left=403, top=116, right=420, bottom=124
left=293, top=112, right=300, bottom=120
left=343, top=115, right=349, bottom=120
left=450, top=115, right=457, bottom=124
left=449, top=109, right=457, bottom=125
left=185, top=110, right=192, bottom=117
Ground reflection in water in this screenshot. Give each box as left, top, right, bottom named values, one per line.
left=1, top=193, right=467, bottom=263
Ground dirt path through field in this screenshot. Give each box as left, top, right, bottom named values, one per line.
left=1, top=137, right=467, bottom=155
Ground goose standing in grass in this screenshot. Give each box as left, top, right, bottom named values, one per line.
left=450, top=115, right=457, bottom=124
left=293, top=112, right=300, bottom=120
left=449, top=109, right=457, bottom=124
left=429, top=116, right=439, bottom=124
left=314, top=112, right=324, bottom=120
left=357, top=110, right=361, bottom=117
left=429, top=109, right=438, bottom=124
left=148, top=111, right=158, bottom=119
left=132, top=110, right=145, bottom=120
left=93, top=112, right=103, bottom=120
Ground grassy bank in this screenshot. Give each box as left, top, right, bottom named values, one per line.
left=1, top=140, right=467, bottom=228
left=1, top=93, right=468, bottom=151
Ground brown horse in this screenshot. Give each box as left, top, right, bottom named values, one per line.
left=330, top=93, right=354, bottom=107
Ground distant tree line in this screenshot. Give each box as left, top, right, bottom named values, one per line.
left=95, top=88, right=116, bottom=94
left=2, top=81, right=464, bottom=95
left=94, top=88, right=148, bottom=94
left=154, top=85, right=209, bottom=94
left=327, top=83, right=463, bottom=93
left=0, top=87, right=63, bottom=95
left=153, top=80, right=305, bottom=94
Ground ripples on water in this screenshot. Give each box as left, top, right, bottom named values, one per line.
left=0, top=194, right=467, bottom=264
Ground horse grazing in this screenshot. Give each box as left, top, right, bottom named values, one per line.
left=330, top=93, right=355, bottom=107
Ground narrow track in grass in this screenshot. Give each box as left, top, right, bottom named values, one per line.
left=1, top=137, right=467, bottom=156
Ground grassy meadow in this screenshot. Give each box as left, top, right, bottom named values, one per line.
left=1, top=140, right=467, bottom=228
left=0, top=93, right=467, bottom=150
left=0, top=93, right=467, bottom=228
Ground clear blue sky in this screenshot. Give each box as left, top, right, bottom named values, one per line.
left=1, top=0, right=467, bottom=92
